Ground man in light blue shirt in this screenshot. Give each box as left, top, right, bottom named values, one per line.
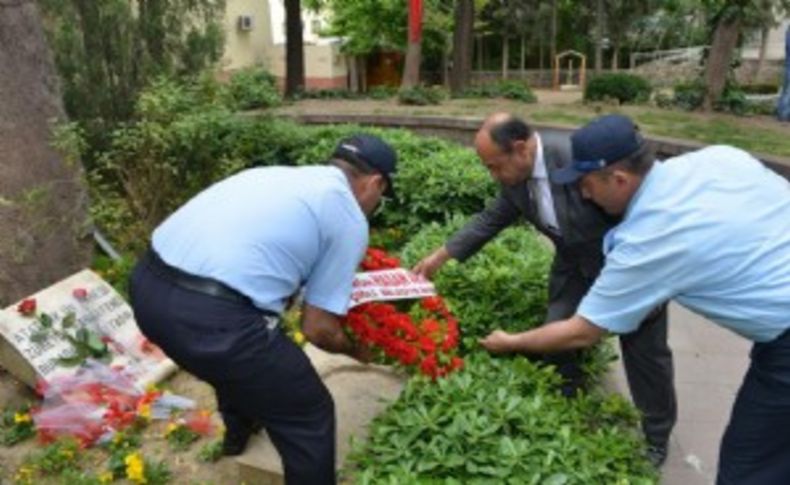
left=480, top=114, right=790, bottom=484
left=130, top=134, right=397, bottom=485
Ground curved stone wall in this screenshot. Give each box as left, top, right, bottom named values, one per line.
left=282, top=113, right=790, bottom=181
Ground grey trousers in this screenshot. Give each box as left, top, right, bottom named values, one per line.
left=543, top=255, right=677, bottom=447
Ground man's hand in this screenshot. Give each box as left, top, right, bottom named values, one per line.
left=479, top=316, right=606, bottom=355
left=412, top=246, right=452, bottom=279
left=479, top=330, right=516, bottom=354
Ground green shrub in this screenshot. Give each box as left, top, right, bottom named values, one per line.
left=294, top=88, right=360, bottom=100
left=671, top=81, right=705, bottom=111
left=460, top=79, right=537, bottom=103
left=399, top=215, right=616, bottom=378
left=346, top=352, right=656, bottom=484
left=223, top=67, right=281, bottom=110
left=368, top=85, right=398, bottom=99
left=584, top=73, right=652, bottom=104
left=286, top=125, right=496, bottom=234
left=399, top=216, right=552, bottom=347
left=398, top=84, right=447, bottom=105
left=671, top=80, right=749, bottom=115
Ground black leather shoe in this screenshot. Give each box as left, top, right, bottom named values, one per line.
left=646, top=443, right=668, bottom=468
left=222, top=429, right=252, bottom=456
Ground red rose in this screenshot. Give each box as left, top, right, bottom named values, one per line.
left=17, top=298, right=36, bottom=316
left=72, top=288, right=89, bottom=300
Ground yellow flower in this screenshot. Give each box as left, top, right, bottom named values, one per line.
left=124, top=452, right=146, bottom=484
left=293, top=331, right=305, bottom=345
left=164, top=422, right=179, bottom=437
left=137, top=403, right=151, bottom=420
left=14, top=466, right=35, bottom=485
left=98, top=471, right=114, bottom=484
left=13, top=412, right=31, bottom=424
left=60, top=448, right=75, bottom=460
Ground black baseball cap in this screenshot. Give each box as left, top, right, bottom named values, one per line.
left=332, top=134, right=398, bottom=197
left=551, top=114, right=645, bottom=185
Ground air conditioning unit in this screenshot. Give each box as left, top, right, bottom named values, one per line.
left=238, top=15, right=254, bottom=31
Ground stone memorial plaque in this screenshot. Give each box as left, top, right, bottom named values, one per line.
left=0, top=269, right=176, bottom=390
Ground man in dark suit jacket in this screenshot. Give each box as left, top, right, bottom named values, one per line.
left=413, top=112, right=676, bottom=466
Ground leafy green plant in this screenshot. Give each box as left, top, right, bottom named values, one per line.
left=585, top=73, right=652, bottom=104
left=400, top=216, right=552, bottom=348
left=197, top=439, right=224, bottom=463
left=28, top=311, right=110, bottom=367
left=164, top=422, right=200, bottom=451
left=459, top=80, right=537, bottom=103
left=1, top=404, right=35, bottom=446
left=345, top=352, right=657, bottom=484
left=223, top=67, right=281, bottom=110
left=368, top=85, right=398, bottom=99
left=24, top=438, right=83, bottom=476
left=398, top=85, right=447, bottom=106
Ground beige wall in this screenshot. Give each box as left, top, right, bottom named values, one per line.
left=221, top=0, right=348, bottom=89
left=222, top=0, right=274, bottom=71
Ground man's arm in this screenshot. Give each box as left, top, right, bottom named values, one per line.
left=413, top=192, right=521, bottom=279
left=479, top=315, right=606, bottom=354
left=301, top=303, right=371, bottom=362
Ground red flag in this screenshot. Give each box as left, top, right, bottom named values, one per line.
left=409, top=0, right=423, bottom=43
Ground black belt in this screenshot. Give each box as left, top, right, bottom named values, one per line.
left=145, top=249, right=255, bottom=307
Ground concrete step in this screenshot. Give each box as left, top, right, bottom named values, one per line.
left=236, top=344, right=407, bottom=484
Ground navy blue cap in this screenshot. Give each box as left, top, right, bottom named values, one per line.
left=333, top=134, right=398, bottom=196
left=551, top=114, right=644, bottom=185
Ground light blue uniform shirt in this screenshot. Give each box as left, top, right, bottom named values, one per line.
left=578, top=146, right=790, bottom=342
left=152, top=166, right=368, bottom=316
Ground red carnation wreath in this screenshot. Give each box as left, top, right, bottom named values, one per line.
left=343, top=248, right=463, bottom=379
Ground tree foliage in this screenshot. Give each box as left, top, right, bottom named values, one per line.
left=39, top=0, right=225, bottom=125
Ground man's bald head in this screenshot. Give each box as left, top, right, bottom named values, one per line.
left=474, top=113, right=536, bottom=186
left=476, top=113, right=534, bottom=154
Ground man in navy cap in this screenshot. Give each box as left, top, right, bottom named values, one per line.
left=129, top=134, right=397, bottom=484
left=413, top=113, right=676, bottom=466
left=480, top=114, right=790, bottom=484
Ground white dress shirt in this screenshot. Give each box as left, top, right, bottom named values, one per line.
left=529, top=135, right=560, bottom=233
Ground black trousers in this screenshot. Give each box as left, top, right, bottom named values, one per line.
left=130, top=258, right=336, bottom=485
left=543, top=255, right=677, bottom=448
left=717, top=328, right=790, bottom=484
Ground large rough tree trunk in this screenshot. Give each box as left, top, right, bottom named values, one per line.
left=702, top=15, right=741, bottom=112
left=401, top=0, right=423, bottom=88
left=285, top=0, right=305, bottom=96
left=0, top=0, right=92, bottom=305
left=449, top=0, right=473, bottom=95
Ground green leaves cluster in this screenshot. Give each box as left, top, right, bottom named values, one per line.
left=400, top=216, right=552, bottom=348
left=459, top=80, right=537, bottom=103
left=0, top=405, right=35, bottom=446
left=584, top=73, right=653, bottom=105
left=345, top=352, right=657, bottom=484
left=31, top=312, right=110, bottom=368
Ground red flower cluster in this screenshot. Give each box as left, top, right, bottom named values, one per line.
left=344, top=249, right=463, bottom=379
left=33, top=378, right=161, bottom=447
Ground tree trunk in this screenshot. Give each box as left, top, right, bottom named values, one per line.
left=285, top=0, right=305, bottom=97
left=752, top=26, right=770, bottom=83
left=0, top=0, right=92, bottom=304
left=520, top=35, right=526, bottom=75
left=401, top=0, right=423, bottom=88
left=611, top=41, right=620, bottom=71
left=550, top=0, right=557, bottom=62
left=477, top=34, right=484, bottom=71
left=702, top=15, right=741, bottom=112
left=501, top=36, right=509, bottom=79
left=348, top=55, right=359, bottom=92
left=449, top=0, right=473, bottom=94
left=595, top=0, right=604, bottom=74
